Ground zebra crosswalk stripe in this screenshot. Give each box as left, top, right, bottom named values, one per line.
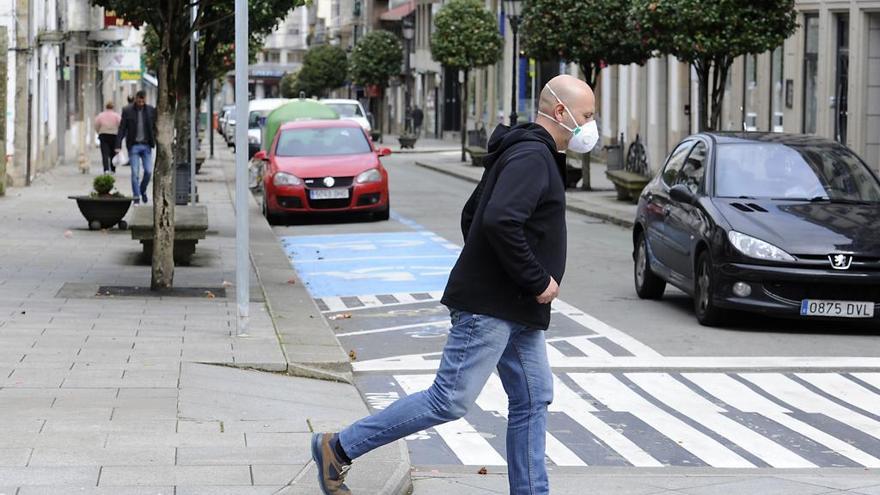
left=568, top=373, right=755, bottom=468
left=683, top=373, right=880, bottom=468
left=742, top=373, right=880, bottom=442
left=627, top=373, right=816, bottom=468
left=395, top=374, right=507, bottom=466
left=797, top=373, right=880, bottom=415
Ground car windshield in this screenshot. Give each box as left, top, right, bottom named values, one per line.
left=715, top=143, right=880, bottom=203
left=275, top=127, right=371, bottom=157
left=325, top=103, right=363, bottom=118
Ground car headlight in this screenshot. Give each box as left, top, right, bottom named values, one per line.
left=273, top=172, right=302, bottom=187
left=356, top=168, right=382, bottom=184
left=727, top=231, right=795, bottom=262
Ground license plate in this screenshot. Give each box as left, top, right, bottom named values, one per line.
left=309, top=189, right=349, bottom=200
left=800, top=300, right=875, bottom=318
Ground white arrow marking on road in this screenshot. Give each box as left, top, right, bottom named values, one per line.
left=684, top=373, right=880, bottom=468
left=476, top=374, right=587, bottom=467
left=396, top=374, right=507, bottom=466
left=627, top=373, right=815, bottom=468
left=569, top=373, right=755, bottom=468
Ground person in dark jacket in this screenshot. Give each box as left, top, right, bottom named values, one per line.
left=310, top=75, right=597, bottom=495
left=115, top=90, right=158, bottom=204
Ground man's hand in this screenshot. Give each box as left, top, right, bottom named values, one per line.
left=535, top=277, right=559, bottom=305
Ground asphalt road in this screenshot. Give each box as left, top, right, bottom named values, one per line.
left=270, top=151, right=880, bottom=470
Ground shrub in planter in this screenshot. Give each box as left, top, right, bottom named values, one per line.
left=69, top=174, right=132, bottom=230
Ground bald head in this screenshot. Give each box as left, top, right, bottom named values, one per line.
left=536, top=75, right=596, bottom=151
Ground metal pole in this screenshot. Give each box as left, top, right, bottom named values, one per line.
left=234, top=0, right=250, bottom=336
left=208, top=80, right=214, bottom=158
left=509, top=17, right=518, bottom=126
left=190, top=4, right=198, bottom=203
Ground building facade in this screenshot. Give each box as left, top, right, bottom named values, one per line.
left=599, top=0, right=880, bottom=174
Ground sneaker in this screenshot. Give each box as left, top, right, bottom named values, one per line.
left=311, top=433, right=351, bottom=495
left=141, top=194, right=148, bottom=204
left=133, top=198, right=140, bottom=205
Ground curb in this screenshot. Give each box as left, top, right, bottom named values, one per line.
left=414, top=160, right=635, bottom=229
left=219, top=157, right=353, bottom=383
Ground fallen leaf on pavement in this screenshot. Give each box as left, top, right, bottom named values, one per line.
left=287, top=278, right=296, bottom=284
left=348, top=350, right=357, bottom=361
left=63, top=230, right=73, bottom=238
left=477, top=467, right=488, bottom=475
left=328, top=313, right=352, bottom=320
left=205, top=291, right=216, bottom=299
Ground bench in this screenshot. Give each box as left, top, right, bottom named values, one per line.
left=605, top=170, right=651, bottom=202
left=605, top=134, right=651, bottom=203
left=130, top=205, right=209, bottom=265
left=465, top=146, right=488, bottom=167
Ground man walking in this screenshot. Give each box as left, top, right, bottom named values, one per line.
left=116, top=90, right=157, bottom=204
left=95, top=102, right=121, bottom=174
left=311, top=75, right=597, bottom=495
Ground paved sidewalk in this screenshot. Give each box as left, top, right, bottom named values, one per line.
left=411, top=466, right=880, bottom=495
left=414, top=151, right=638, bottom=228
left=382, top=134, right=462, bottom=154
left=0, top=148, right=410, bottom=494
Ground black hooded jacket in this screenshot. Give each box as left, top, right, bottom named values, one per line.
left=441, top=123, right=567, bottom=329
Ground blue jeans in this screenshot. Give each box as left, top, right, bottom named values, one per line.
left=129, top=144, right=153, bottom=199
left=339, top=309, right=553, bottom=495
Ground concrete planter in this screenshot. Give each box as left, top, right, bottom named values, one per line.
left=68, top=195, right=132, bottom=230
left=398, top=136, right=418, bottom=149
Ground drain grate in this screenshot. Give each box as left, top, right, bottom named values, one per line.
left=96, top=286, right=227, bottom=298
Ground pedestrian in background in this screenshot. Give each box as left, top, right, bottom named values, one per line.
left=310, top=74, right=598, bottom=495
left=95, top=102, right=121, bottom=174
left=116, top=90, right=157, bottom=204
left=412, top=106, right=424, bottom=137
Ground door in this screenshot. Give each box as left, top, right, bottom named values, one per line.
left=442, top=67, right=461, bottom=132
left=665, top=141, right=709, bottom=281
left=644, top=140, right=695, bottom=273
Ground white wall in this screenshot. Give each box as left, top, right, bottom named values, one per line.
left=866, top=13, right=880, bottom=169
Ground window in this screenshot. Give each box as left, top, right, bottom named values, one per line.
left=661, top=141, right=695, bottom=186
left=676, top=141, right=708, bottom=194
left=770, top=46, right=784, bottom=132
left=803, top=15, right=819, bottom=134
left=743, top=54, right=758, bottom=131
left=715, top=143, right=880, bottom=202
left=264, top=50, right=281, bottom=64
left=275, top=127, right=372, bottom=156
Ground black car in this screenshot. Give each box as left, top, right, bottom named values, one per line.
left=633, top=132, right=880, bottom=326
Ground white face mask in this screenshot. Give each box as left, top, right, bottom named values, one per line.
left=538, top=85, right=599, bottom=154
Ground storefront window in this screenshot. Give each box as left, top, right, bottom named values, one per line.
left=770, top=46, right=784, bottom=132
left=803, top=14, right=819, bottom=134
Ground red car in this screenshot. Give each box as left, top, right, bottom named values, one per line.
left=257, top=119, right=392, bottom=224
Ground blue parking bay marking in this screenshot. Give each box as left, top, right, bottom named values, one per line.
left=280, top=232, right=461, bottom=298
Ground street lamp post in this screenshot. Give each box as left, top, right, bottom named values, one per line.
left=402, top=15, right=414, bottom=134
left=504, top=0, right=522, bottom=126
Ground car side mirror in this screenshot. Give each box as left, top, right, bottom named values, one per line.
left=253, top=150, right=268, bottom=161
left=377, top=147, right=392, bottom=157
left=669, top=184, right=697, bottom=205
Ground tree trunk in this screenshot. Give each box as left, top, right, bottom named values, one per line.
left=694, top=61, right=711, bottom=132
left=460, top=69, right=468, bottom=163
left=173, top=94, right=190, bottom=164
left=709, top=56, right=731, bottom=132
left=151, top=21, right=177, bottom=290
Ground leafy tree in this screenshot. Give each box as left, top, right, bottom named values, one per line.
left=431, top=0, right=503, bottom=161
left=90, top=0, right=306, bottom=289
left=294, top=45, right=349, bottom=97
left=631, top=0, right=797, bottom=131
left=521, top=0, right=650, bottom=189
left=349, top=30, right=403, bottom=135
left=280, top=71, right=300, bottom=98
left=521, top=0, right=649, bottom=90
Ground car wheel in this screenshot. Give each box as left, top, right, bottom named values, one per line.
left=634, top=231, right=666, bottom=299
left=694, top=251, right=725, bottom=326
left=262, top=193, right=281, bottom=226
left=373, top=202, right=390, bottom=221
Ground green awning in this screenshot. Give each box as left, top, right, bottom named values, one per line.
left=263, top=99, right=340, bottom=151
